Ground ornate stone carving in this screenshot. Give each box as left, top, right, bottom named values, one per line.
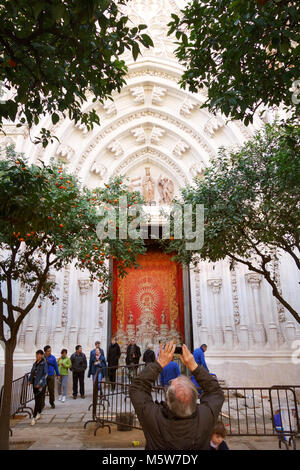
left=56, top=143, right=74, bottom=162
left=271, top=251, right=286, bottom=322
left=90, top=161, right=107, bottom=179
left=207, top=278, right=222, bottom=294
left=75, top=121, right=89, bottom=135
left=180, top=99, right=198, bottom=118
left=204, top=115, right=225, bottom=137
left=61, top=265, right=71, bottom=328
left=75, top=109, right=215, bottom=175
left=230, top=264, right=240, bottom=325
left=78, top=278, right=92, bottom=295
left=121, top=0, right=180, bottom=60
left=98, top=303, right=104, bottom=328
left=158, top=175, right=174, bottom=204
left=173, top=140, right=190, bottom=158
left=150, top=126, right=165, bottom=144
left=113, top=148, right=189, bottom=186
left=245, top=273, right=262, bottom=288
left=152, top=86, right=167, bottom=105
left=103, top=100, right=117, bottom=117
left=190, top=162, right=205, bottom=178
left=106, top=140, right=124, bottom=158
left=131, top=126, right=146, bottom=144
left=130, top=86, right=145, bottom=104
left=194, top=274, right=202, bottom=327
left=142, top=167, right=155, bottom=203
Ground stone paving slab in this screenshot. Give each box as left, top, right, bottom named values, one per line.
left=8, top=390, right=300, bottom=451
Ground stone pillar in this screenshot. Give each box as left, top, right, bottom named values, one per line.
left=78, top=278, right=92, bottom=348
left=268, top=322, right=279, bottom=348
left=24, top=321, right=35, bottom=354
left=199, top=326, right=209, bottom=346
left=238, top=324, right=249, bottom=350
left=285, top=321, right=296, bottom=342
left=207, top=278, right=224, bottom=347
left=35, top=302, right=48, bottom=349
left=245, top=273, right=266, bottom=346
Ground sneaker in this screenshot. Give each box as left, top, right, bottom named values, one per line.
left=58, top=395, right=62, bottom=401
left=81, top=395, right=85, bottom=399
left=50, top=403, right=55, bottom=409
left=31, top=418, right=36, bottom=426
left=73, top=395, right=77, bottom=399
left=36, top=413, right=41, bottom=421
left=62, top=396, right=66, bottom=403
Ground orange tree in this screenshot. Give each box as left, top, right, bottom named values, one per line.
left=0, top=146, right=146, bottom=449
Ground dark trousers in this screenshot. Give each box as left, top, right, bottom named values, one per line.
left=41, top=375, right=55, bottom=408
left=108, top=366, right=117, bottom=390
left=72, top=370, right=85, bottom=397
left=33, top=386, right=45, bottom=418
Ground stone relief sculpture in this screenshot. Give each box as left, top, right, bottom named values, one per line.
left=142, top=167, right=155, bottom=204
left=158, top=175, right=174, bottom=204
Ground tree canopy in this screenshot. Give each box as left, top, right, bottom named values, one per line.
left=162, top=121, right=300, bottom=323
left=0, top=144, right=147, bottom=449
left=168, top=0, right=300, bottom=124
left=0, top=0, right=153, bottom=145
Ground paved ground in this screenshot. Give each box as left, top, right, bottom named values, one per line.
left=8, top=389, right=299, bottom=450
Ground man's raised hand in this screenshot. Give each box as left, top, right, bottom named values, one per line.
left=179, top=344, right=198, bottom=372
left=157, top=341, right=176, bottom=369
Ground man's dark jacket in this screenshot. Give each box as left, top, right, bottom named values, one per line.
left=70, top=352, right=87, bottom=372
left=107, top=342, right=121, bottom=367
left=126, top=344, right=141, bottom=365
left=129, top=362, right=224, bottom=450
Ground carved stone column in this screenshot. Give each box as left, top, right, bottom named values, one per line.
left=35, top=301, right=48, bottom=349
left=207, top=278, right=224, bottom=347
left=245, top=273, right=266, bottom=346
left=285, top=321, right=296, bottom=342
left=77, top=278, right=92, bottom=348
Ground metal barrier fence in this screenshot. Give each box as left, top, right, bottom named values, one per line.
left=0, top=373, right=33, bottom=419
left=84, top=372, right=300, bottom=450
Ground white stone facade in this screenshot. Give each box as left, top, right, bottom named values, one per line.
left=1, top=0, right=299, bottom=386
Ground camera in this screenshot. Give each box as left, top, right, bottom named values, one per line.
left=174, top=346, right=182, bottom=355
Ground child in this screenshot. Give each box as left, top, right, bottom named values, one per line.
left=210, top=421, right=229, bottom=450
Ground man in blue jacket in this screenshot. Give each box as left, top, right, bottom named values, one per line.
left=191, top=344, right=209, bottom=395
left=193, top=344, right=209, bottom=371
left=160, top=360, right=180, bottom=388
left=41, top=345, right=60, bottom=409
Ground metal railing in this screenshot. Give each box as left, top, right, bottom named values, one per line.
left=84, top=372, right=300, bottom=449
left=0, top=373, right=33, bottom=419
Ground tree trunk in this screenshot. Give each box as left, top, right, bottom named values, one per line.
left=0, top=340, right=15, bottom=450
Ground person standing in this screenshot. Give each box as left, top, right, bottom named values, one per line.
left=88, top=341, right=106, bottom=379
left=143, top=344, right=156, bottom=364
left=107, top=337, right=121, bottom=390
left=159, top=360, right=180, bottom=388
left=41, top=345, right=60, bottom=409
left=193, top=344, right=209, bottom=371
left=57, top=349, right=71, bottom=402
left=88, top=346, right=106, bottom=396
left=70, top=345, right=87, bottom=399
left=126, top=338, right=141, bottom=382
left=28, top=350, right=48, bottom=426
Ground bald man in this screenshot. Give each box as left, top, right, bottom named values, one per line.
left=129, top=342, right=224, bottom=450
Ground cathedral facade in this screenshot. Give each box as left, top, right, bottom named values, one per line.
left=1, top=0, right=299, bottom=386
